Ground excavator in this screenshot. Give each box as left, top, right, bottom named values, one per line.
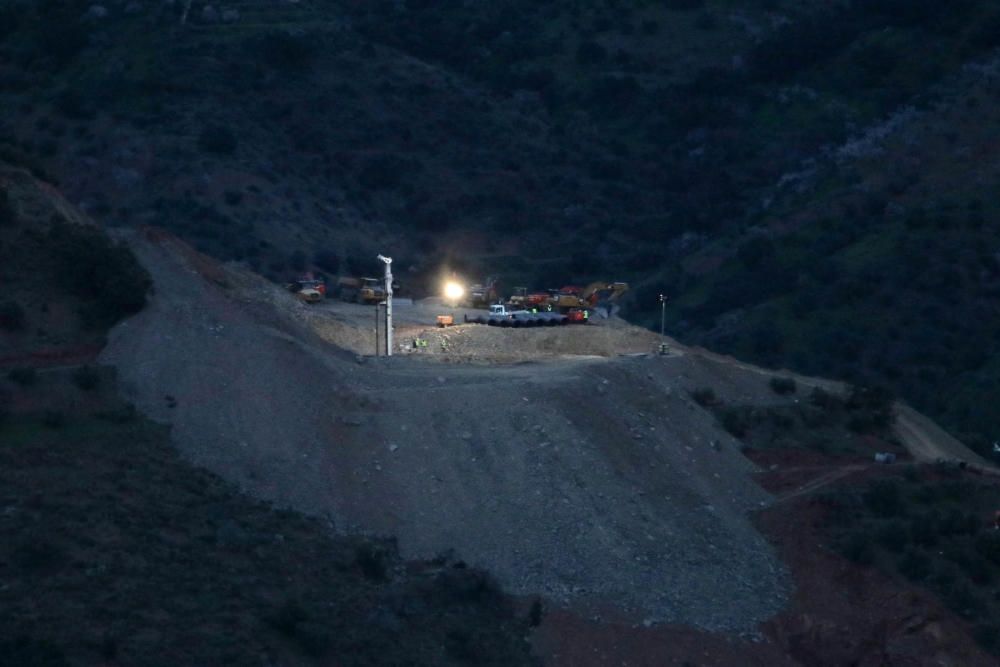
left=551, top=281, right=629, bottom=316
left=464, top=276, right=500, bottom=308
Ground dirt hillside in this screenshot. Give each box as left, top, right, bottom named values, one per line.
left=100, top=229, right=796, bottom=632
left=101, top=228, right=995, bottom=636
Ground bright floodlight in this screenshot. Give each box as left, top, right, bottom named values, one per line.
left=444, top=281, right=465, bottom=301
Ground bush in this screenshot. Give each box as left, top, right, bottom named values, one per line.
left=973, top=623, right=1000, bottom=654
left=47, top=222, right=151, bottom=328
left=266, top=599, right=331, bottom=658
left=8, top=367, right=37, bottom=386
left=664, top=0, right=705, bottom=9
left=575, top=40, right=607, bottom=65
left=863, top=480, right=903, bottom=517
left=0, top=188, right=14, bottom=226
left=12, top=538, right=65, bottom=573
left=975, top=532, right=1000, bottom=566
left=0, top=637, right=69, bottom=667
left=909, top=513, right=939, bottom=547
left=808, top=387, right=836, bottom=409
left=690, top=387, right=717, bottom=407
left=720, top=408, right=750, bottom=439
left=846, top=384, right=895, bottom=433
left=841, top=531, right=875, bottom=565
left=943, top=581, right=983, bottom=619
left=41, top=410, right=67, bottom=429
left=71, top=365, right=100, bottom=391
left=197, top=124, right=238, bottom=155
left=313, top=249, right=340, bottom=274
left=259, top=31, right=315, bottom=70
left=0, top=300, right=26, bottom=331
left=897, top=548, right=931, bottom=581
left=769, top=377, right=797, bottom=395
left=876, top=519, right=909, bottom=553
left=95, top=403, right=137, bottom=424
left=354, top=543, right=388, bottom=581
left=357, top=154, right=409, bottom=191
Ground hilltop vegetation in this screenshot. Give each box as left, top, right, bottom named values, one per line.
left=2, top=1, right=1000, bottom=450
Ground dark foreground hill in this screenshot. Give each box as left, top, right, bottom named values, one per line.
left=0, top=162, right=535, bottom=666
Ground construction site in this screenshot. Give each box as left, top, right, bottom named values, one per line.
left=87, top=229, right=999, bottom=665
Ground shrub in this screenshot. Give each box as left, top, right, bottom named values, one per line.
left=287, top=249, right=307, bottom=273
left=769, top=377, right=797, bottom=395
left=897, top=548, right=931, bottom=581
left=354, top=543, right=388, bottom=581
left=863, top=480, right=903, bottom=517
left=266, top=599, right=330, bottom=657
left=528, top=599, right=543, bottom=627
left=846, top=384, right=895, bottom=433
left=876, top=519, right=909, bottom=553
left=943, top=582, right=983, bottom=619
left=0, top=637, right=69, bottom=667
left=664, top=0, right=705, bottom=9
left=8, top=367, right=37, bottom=386
left=268, top=599, right=307, bottom=637
left=357, top=154, right=408, bottom=191
left=71, top=365, right=100, bottom=391
left=720, top=408, right=750, bottom=439
left=975, top=532, right=1000, bottom=566
left=438, top=568, right=499, bottom=603
left=41, top=410, right=67, bottom=428
left=197, top=124, right=238, bottom=155
left=576, top=40, right=607, bottom=65
left=841, top=531, right=874, bottom=565
left=0, top=188, right=14, bottom=226
left=973, top=623, right=1000, bottom=654
left=259, top=31, right=315, bottom=70
left=0, top=300, right=26, bottom=331
left=95, top=403, right=137, bottom=424
left=909, top=514, right=939, bottom=547
left=690, top=387, right=717, bottom=407
left=12, top=538, right=65, bottom=573
left=47, top=221, right=151, bottom=328
left=313, top=249, right=340, bottom=274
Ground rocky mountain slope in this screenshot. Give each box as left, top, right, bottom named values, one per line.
left=4, top=1, right=1000, bottom=456
left=4, top=162, right=999, bottom=664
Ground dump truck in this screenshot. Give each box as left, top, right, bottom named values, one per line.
left=336, top=276, right=385, bottom=304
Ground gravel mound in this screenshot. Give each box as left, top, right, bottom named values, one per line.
left=101, top=231, right=790, bottom=631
